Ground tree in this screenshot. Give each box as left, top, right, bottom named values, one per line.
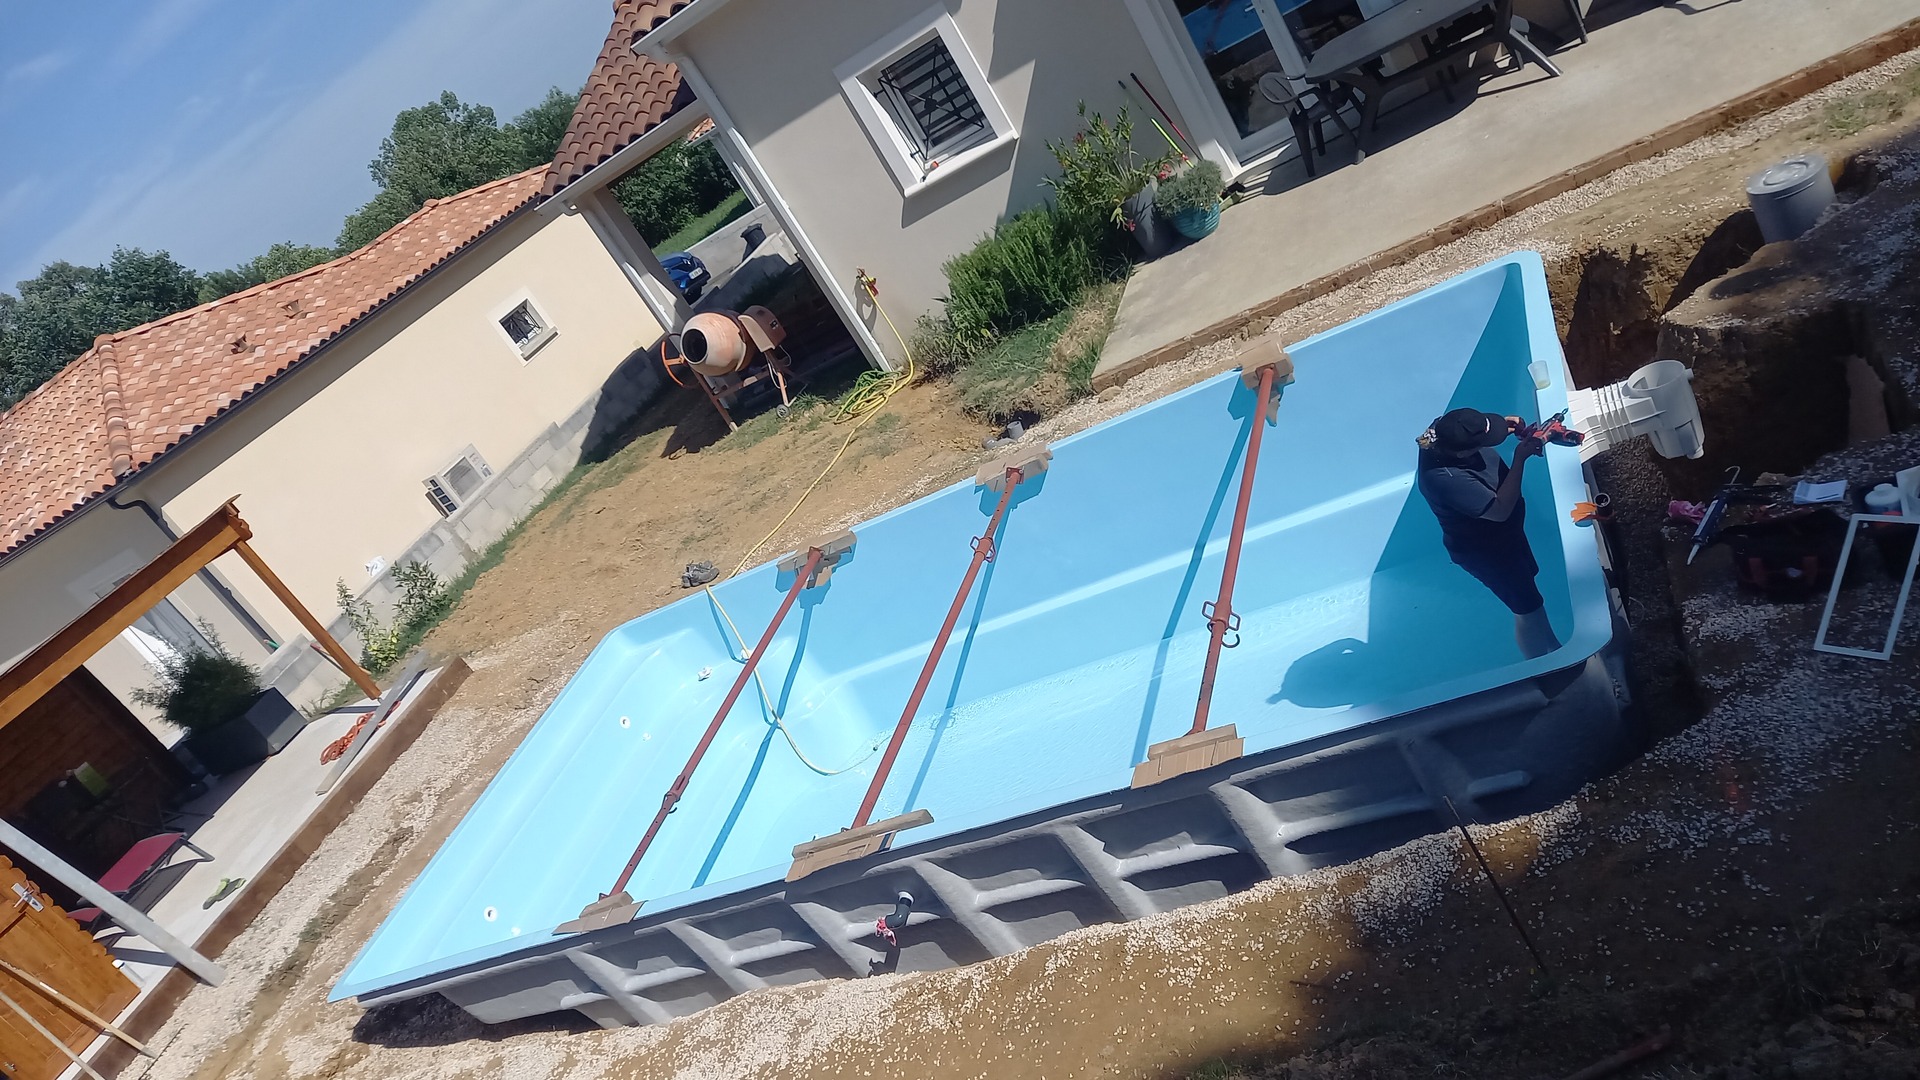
left=336, top=89, right=583, bottom=251
left=503, top=86, right=581, bottom=172
left=611, top=139, right=741, bottom=244
left=197, top=242, right=339, bottom=304
left=0, top=248, right=201, bottom=406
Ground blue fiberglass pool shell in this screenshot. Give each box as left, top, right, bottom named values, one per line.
left=335, top=252, right=1618, bottom=1015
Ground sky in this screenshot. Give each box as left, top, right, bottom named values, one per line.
left=0, top=0, right=614, bottom=292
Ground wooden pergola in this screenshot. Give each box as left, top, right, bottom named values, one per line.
left=0, top=498, right=378, bottom=731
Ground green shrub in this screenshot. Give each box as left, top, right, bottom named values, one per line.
left=941, top=205, right=1124, bottom=345
left=1045, top=104, right=1174, bottom=229
left=131, top=629, right=262, bottom=734
left=1155, top=159, right=1224, bottom=217
left=336, top=561, right=449, bottom=676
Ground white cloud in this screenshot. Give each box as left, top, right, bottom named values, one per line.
left=5, top=50, right=74, bottom=86
left=109, top=0, right=224, bottom=75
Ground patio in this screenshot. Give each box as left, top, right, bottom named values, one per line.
left=1095, top=0, right=1920, bottom=386
left=49, top=663, right=466, bottom=1078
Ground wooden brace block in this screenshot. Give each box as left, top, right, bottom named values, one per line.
left=555, top=891, right=644, bottom=935
left=786, top=809, right=934, bottom=881
left=1131, top=725, right=1245, bottom=788
left=976, top=441, right=1053, bottom=493
left=1237, top=337, right=1295, bottom=387
left=777, top=529, right=857, bottom=587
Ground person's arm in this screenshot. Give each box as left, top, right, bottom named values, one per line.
left=1484, top=438, right=1543, bottom=522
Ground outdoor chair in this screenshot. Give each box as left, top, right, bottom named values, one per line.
left=64, top=831, right=213, bottom=934
left=1258, top=72, right=1360, bottom=178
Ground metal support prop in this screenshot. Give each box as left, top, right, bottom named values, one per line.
left=614, top=545, right=823, bottom=896
left=849, top=448, right=1048, bottom=830
left=562, top=540, right=841, bottom=933
left=1133, top=341, right=1291, bottom=789
left=1191, top=360, right=1281, bottom=735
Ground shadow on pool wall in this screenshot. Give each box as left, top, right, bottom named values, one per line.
left=332, top=253, right=1633, bottom=1028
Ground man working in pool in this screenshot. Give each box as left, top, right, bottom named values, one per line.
left=1416, top=408, right=1561, bottom=659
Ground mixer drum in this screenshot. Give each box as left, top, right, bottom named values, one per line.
left=680, top=310, right=751, bottom=377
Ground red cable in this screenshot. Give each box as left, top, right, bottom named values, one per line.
left=607, top=546, right=825, bottom=897
left=1191, top=364, right=1276, bottom=736
left=850, top=467, right=1022, bottom=829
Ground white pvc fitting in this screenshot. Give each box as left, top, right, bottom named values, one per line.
left=1566, top=359, right=1705, bottom=463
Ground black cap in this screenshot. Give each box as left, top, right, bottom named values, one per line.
left=1430, top=409, right=1509, bottom=452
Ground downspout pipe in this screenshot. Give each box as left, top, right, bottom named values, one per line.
left=106, top=491, right=279, bottom=650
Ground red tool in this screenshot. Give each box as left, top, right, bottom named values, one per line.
left=1517, top=409, right=1584, bottom=447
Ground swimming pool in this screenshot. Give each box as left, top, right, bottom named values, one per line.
left=334, top=252, right=1629, bottom=1025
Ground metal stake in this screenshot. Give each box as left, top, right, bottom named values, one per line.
left=1444, top=796, right=1549, bottom=976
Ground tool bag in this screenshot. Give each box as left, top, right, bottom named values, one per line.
left=1716, top=509, right=1849, bottom=600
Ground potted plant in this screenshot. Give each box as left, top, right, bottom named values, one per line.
left=134, top=630, right=304, bottom=777
left=1046, top=104, right=1177, bottom=258
left=1155, top=159, right=1225, bottom=241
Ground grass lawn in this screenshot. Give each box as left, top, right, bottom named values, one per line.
left=652, top=191, right=752, bottom=255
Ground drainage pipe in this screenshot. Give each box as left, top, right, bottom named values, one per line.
left=1191, top=363, right=1278, bottom=736
left=607, top=545, right=825, bottom=897
left=850, top=466, right=1024, bottom=829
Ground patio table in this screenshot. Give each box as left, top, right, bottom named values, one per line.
left=1303, top=0, right=1561, bottom=162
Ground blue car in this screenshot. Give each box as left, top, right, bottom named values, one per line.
left=660, top=252, right=710, bottom=302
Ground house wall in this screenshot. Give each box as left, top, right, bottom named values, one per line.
left=0, top=205, right=666, bottom=718
left=672, top=0, right=1191, bottom=363
left=140, top=206, right=661, bottom=643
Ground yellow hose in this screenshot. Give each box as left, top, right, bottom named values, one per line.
left=727, top=271, right=916, bottom=578
left=700, top=584, right=881, bottom=776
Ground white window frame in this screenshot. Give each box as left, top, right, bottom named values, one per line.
left=424, top=445, right=494, bottom=519
left=834, top=6, right=1016, bottom=198
left=492, top=291, right=558, bottom=361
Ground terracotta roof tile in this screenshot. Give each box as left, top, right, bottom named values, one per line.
left=0, top=167, right=548, bottom=559
left=545, top=0, right=699, bottom=198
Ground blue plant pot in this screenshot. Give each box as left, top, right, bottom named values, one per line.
left=1170, top=201, right=1222, bottom=240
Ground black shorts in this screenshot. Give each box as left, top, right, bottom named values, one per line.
left=1451, top=542, right=1544, bottom=616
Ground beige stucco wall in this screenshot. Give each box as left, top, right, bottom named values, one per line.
left=676, top=0, right=1188, bottom=363
left=0, top=204, right=661, bottom=722
left=139, top=207, right=662, bottom=641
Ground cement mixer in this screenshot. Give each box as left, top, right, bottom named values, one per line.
left=662, top=305, right=797, bottom=429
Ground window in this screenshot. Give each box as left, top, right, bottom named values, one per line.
left=872, top=37, right=990, bottom=167
left=96, top=578, right=212, bottom=667
left=836, top=8, right=1016, bottom=195
left=495, top=296, right=557, bottom=359
left=424, top=446, right=493, bottom=518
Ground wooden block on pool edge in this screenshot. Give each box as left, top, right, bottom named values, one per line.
left=786, top=809, right=933, bottom=881
left=1131, top=726, right=1244, bottom=788
left=554, top=891, right=643, bottom=935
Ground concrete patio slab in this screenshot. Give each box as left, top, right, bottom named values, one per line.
left=1095, top=0, right=1920, bottom=388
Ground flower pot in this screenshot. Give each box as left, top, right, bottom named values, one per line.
left=178, top=688, right=306, bottom=777
left=1122, top=183, right=1170, bottom=259
left=1169, top=201, right=1223, bottom=240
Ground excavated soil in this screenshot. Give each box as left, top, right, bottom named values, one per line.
left=130, top=48, right=1920, bottom=1080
